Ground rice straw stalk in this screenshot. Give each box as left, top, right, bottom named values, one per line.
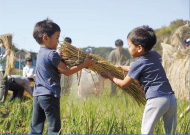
left=59, top=41, right=146, bottom=106
left=0, top=34, right=15, bottom=78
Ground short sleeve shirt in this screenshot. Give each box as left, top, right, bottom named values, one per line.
left=33, top=47, right=61, bottom=98
left=108, top=49, right=131, bottom=66
left=128, top=52, right=174, bottom=100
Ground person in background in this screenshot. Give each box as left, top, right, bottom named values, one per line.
left=28, top=19, right=93, bottom=134
left=108, top=39, right=131, bottom=96
left=64, top=37, right=72, bottom=44
left=8, top=74, right=34, bottom=102
left=101, top=26, right=177, bottom=134
left=0, top=37, right=10, bottom=102
left=59, top=37, right=73, bottom=94
left=23, top=57, right=35, bottom=78
left=58, top=37, right=72, bottom=58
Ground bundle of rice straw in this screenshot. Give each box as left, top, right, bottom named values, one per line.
left=0, top=34, right=15, bottom=78
left=59, top=41, right=146, bottom=106
left=161, top=23, right=189, bottom=101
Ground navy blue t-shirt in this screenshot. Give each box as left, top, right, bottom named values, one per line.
left=33, top=47, right=62, bottom=98
left=128, top=52, right=174, bottom=100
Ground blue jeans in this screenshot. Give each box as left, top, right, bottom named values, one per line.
left=28, top=95, right=61, bottom=134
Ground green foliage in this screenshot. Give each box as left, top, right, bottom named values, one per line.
left=0, top=87, right=189, bottom=134
left=81, top=47, right=114, bottom=60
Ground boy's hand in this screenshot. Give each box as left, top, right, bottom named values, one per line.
left=83, top=56, right=94, bottom=68
left=101, top=71, right=112, bottom=79
left=5, top=50, right=10, bottom=56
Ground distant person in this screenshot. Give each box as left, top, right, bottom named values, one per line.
left=108, top=39, right=131, bottom=96
left=58, top=37, right=72, bottom=58
left=28, top=19, right=93, bottom=134
left=0, top=37, right=10, bottom=102
left=8, top=74, right=34, bottom=102
left=59, top=37, right=73, bottom=94
left=101, top=26, right=177, bottom=134
left=23, top=57, right=35, bottom=78
left=64, top=37, right=72, bottom=44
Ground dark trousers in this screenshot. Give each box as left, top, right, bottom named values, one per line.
left=0, top=71, right=8, bottom=102
left=8, top=79, right=24, bottom=102
left=28, top=95, right=61, bottom=134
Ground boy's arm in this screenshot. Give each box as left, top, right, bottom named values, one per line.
left=101, top=72, right=133, bottom=88
left=117, top=66, right=130, bottom=72
left=57, top=56, right=94, bottom=76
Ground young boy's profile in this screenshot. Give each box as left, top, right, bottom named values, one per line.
left=28, top=19, right=93, bottom=134
left=101, top=26, right=177, bottom=134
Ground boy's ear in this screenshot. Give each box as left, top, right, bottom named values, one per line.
left=42, top=34, right=48, bottom=42
left=137, top=45, right=143, bottom=52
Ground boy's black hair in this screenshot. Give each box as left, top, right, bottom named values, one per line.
left=115, top=39, right=123, bottom=46
left=64, top=37, right=72, bottom=44
left=33, top=18, right=61, bottom=44
left=25, top=57, right=32, bottom=63
left=127, top=25, right=156, bottom=52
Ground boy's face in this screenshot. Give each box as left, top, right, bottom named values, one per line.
left=128, top=39, right=143, bottom=58
left=26, top=61, right=32, bottom=66
left=116, top=45, right=122, bottom=52
left=45, top=31, right=60, bottom=50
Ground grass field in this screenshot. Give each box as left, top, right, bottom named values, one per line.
left=0, top=83, right=189, bottom=134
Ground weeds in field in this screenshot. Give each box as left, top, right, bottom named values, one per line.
left=0, top=87, right=189, bottom=134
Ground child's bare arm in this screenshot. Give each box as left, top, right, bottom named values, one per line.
left=101, top=71, right=133, bottom=88
left=117, top=66, right=130, bottom=72
left=57, top=56, right=94, bottom=76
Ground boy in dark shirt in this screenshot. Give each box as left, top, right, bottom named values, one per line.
left=28, top=19, right=93, bottom=134
left=101, top=26, right=177, bottom=134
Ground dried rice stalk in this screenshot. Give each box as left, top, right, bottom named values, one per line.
left=161, top=23, right=189, bottom=101
left=0, top=34, right=15, bottom=78
left=59, top=41, right=146, bottom=106
left=170, top=23, right=189, bottom=47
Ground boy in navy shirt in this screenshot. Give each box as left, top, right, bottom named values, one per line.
left=101, top=26, right=177, bottom=134
left=28, top=19, right=93, bottom=134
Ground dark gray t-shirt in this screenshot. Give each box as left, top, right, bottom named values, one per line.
left=128, top=52, right=174, bottom=100
left=33, top=47, right=61, bottom=98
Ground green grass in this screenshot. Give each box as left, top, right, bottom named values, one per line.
left=0, top=86, right=189, bottom=134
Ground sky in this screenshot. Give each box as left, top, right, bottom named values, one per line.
left=0, top=0, right=189, bottom=53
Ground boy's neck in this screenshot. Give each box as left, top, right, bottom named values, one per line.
left=40, top=44, right=56, bottom=50
left=40, top=44, right=47, bottom=48
left=140, top=51, right=149, bottom=56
